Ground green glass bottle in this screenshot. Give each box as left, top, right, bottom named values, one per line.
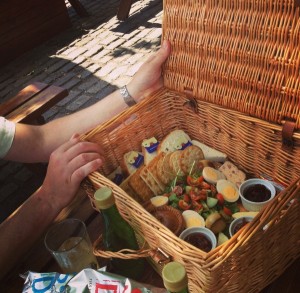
left=162, top=261, right=189, bottom=293
left=94, top=187, right=145, bottom=280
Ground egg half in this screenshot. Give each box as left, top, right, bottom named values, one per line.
left=202, top=167, right=226, bottom=184
left=216, top=179, right=239, bottom=202
left=182, top=210, right=205, bottom=228
left=150, top=196, right=168, bottom=207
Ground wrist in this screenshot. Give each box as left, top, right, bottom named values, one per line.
left=119, top=85, right=137, bottom=107
left=34, top=187, right=60, bottom=220
left=126, top=82, right=142, bottom=103
left=36, top=186, right=61, bottom=217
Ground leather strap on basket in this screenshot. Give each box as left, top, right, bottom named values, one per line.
left=93, top=235, right=171, bottom=264
left=183, top=87, right=198, bottom=114
left=281, top=120, right=296, bottom=151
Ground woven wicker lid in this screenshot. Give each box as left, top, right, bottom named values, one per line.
left=162, top=0, right=300, bottom=130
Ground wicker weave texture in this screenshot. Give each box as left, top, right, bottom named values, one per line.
left=162, top=0, right=300, bottom=129
left=84, top=89, right=300, bottom=186
left=82, top=89, right=300, bottom=292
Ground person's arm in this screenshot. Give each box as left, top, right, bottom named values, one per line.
left=0, top=134, right=104, bottom=279
left=4, top=40, right=171, bottom=163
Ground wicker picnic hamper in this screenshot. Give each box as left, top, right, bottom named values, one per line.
left=82, top=1, right=300, bottom=292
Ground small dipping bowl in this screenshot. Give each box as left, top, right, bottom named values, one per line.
left=179, top=227, right=217, bottom=253
left=229, top=216, right=254, bottom=238
left=239, top=178, right=276, bottom=212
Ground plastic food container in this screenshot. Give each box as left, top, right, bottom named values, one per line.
left=239, top=179, right=276, bottom=212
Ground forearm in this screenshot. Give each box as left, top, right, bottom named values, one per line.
left=4, top=40, right=170, bottom=163
left=41, top=87, right=129, bottom=155
left=0, top=188, right=59, bottom=279
left=4, top=88, right=128, bottom=163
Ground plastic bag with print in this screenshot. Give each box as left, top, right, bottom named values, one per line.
left=22, top=268, right=167, bottom=293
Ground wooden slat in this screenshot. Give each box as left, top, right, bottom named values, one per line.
left=6, top=85, right=68, bottom=123
left=0, top=82, right=48, bottom=116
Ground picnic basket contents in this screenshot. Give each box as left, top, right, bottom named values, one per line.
left=82, top=0, right=300, bottom=292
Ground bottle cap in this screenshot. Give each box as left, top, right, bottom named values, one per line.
left=162, top=261, right=188, bottom=292
left=94, top=187, right=115, bottom=209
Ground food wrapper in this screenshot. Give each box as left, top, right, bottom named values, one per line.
left=22, top=268, right=167, bottom=293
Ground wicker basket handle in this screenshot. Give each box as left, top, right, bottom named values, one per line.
left=93, top=235, right=172, bottom=265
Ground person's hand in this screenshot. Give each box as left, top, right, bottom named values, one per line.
left=127, top=40, right=171, bottom=102
left=39, top=134, right=104, bottom=212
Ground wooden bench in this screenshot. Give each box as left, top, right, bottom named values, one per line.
left=0, top=82, right=68, bottom=174
left=117, top=0, right=134, bottom=20
left=0, top=82, right=68, bottom=124
left=68, top=0, right=134, bottom=21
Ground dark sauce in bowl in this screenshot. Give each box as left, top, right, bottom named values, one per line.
left=184, top=232, right=212, bottom=252
left=244, top=184, right=271, bottom=202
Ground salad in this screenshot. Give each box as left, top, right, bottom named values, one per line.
left=162, top=171, right=240, bottom=239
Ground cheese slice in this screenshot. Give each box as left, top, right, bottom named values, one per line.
left=192, top=140, right=227, bottom=162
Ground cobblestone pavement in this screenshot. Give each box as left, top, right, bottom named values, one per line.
left=0, top=0, right=163, bottom=222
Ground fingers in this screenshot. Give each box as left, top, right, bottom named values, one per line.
left=65, top=136, right=105, bottom=160
left=68, top=151, right=103, bottom=177
left=146, top=40, right=171, bottom=66
left=63, top=137, right=104, bottom=182
left=70, top=157, right=103, bottom=185
left=49, top=134, right=104, bottom=183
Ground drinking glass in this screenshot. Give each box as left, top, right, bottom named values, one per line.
left=44, top=218, right=99, bottom=273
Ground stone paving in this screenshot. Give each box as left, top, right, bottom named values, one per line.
left=0, top=0, right=163, bottom=222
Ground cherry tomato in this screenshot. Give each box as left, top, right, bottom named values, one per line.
left=223, top=206, right=232, bottom=216
left=200, top=181, right=211, bottom=189
left=216, top=193, right=225, bottom=206
left=178, top=199, right=191, bottom=210
left=187, top=175, right=204, bottom=186
left=192, top=201, right=203, bottom=213
left=183, top=194, right=190, bottom=203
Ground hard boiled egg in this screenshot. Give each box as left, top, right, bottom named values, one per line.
left=216, top=179, right=239, bottom=202
left=150, top=196, right=168, bottom=207
left=182, top=210, right=205, bottom=228
left=202, top=166, right=226, bottom=184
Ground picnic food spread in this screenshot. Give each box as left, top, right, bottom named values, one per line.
left=107, top=129, right=277, bottom=252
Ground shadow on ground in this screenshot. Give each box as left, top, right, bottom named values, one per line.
left=0, top=0, right=163, bottom=223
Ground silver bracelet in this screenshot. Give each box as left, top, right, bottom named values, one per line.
left=119, top=85, right=136, bottom=107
